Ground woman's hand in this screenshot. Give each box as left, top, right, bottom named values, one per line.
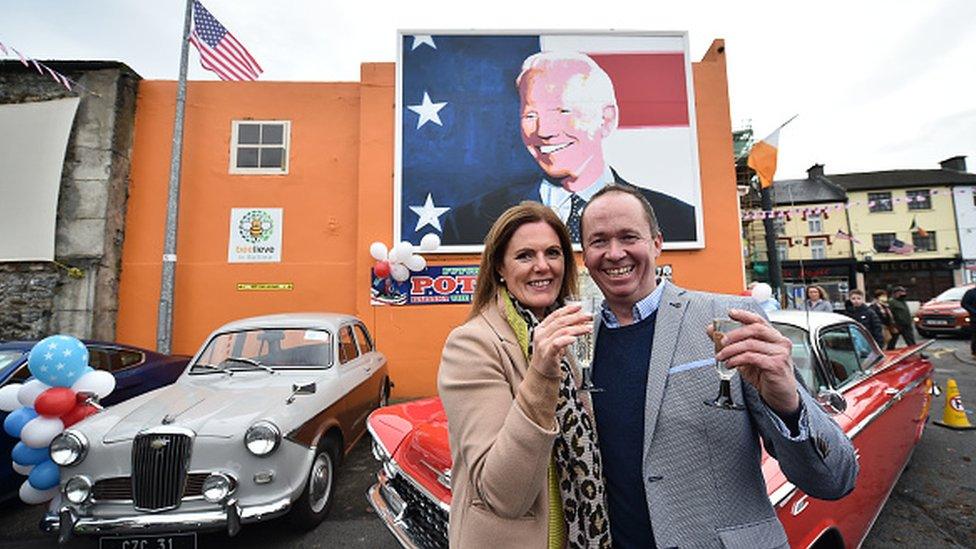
left=529, top=303, right=593, bottom=378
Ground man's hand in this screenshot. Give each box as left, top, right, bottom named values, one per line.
left=709, top=308, right=799, bottom=415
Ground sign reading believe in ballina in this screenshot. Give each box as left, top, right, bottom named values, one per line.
left=228, top=208, right=283, bottom=263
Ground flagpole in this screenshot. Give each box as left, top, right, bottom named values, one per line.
left=156, top=0, right=193, bottom=354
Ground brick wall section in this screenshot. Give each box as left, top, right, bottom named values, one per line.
left=0, top=62, right=140, bottom=341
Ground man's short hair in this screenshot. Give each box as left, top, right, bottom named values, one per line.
left=579, top=184, right=661, bottom=241
left=849, top=289, right=865, bottom=298
left=515, top=51, right=619, bottom=132
left=873, top=289, right=887, bottom=298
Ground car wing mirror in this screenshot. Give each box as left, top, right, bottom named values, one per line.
left=286, top=382, right=316, bottom=404
left=930, top=382, right=942, bottom=397
left=816, top=388, right=847, bottom=415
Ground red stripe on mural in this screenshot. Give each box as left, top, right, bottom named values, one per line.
left=588, top=53, right=689, bottom=127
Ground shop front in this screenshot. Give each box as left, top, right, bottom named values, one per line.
left=780, top=259, right=856, bottom=311
left=860, top=257, right=961, bottom=302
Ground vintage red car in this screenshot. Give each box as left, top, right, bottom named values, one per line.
left=914, top=284, right=975, bottom=338
left=367, top=311, right=934, bottom=549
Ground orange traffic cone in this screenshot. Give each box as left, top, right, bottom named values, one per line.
left=934, top=378, right=976, bottom=430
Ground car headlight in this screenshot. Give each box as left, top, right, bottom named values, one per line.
left=50, top=431, right=88, bottom=466
left=202, top=473, right=234, bottom=503
left=64, top=475, right=92, bottom=504
left=244, top=421, right=280, bottom=456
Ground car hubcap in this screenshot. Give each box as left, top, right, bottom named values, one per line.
left=308, top=452, right=333, bottom=513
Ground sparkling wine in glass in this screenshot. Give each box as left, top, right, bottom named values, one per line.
left=704, top=318, right=745, bottom=410
left=567, top=296, right=602, bottom=393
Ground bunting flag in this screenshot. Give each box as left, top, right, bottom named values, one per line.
left=0, top=42, right=7, bottom=55
left=189, top=0, right=263, bottom=81
left=889, top=239, right=915, bottom=255
left=747, top=128, right=781, bottom=189
left=910, top=216, right=929, bottom=237
left=835, top=229, right=861, bottom=244
left=1, top=40, right=82, bottom=92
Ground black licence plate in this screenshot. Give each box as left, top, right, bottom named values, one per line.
left=99, top=533, right=197, bottom=549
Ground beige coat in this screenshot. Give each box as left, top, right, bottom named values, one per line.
left=437, top=294, right=560, bottom=548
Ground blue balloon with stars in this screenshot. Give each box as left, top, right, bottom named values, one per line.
left=28, top=335, right=89, bottom=388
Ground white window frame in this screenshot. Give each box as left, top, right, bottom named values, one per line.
left=807, top=213, right=823, bottom=233
left=230, top=120, right=291, bottom=175
left=776, top=241, right=789, bottom=261
left=810, top=238, right=827, bottom=260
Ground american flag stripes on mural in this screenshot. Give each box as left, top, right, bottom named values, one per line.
left=189, top=0, right=263, bottom=81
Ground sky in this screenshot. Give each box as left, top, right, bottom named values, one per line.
left=2, top=0, right=974, bottom=180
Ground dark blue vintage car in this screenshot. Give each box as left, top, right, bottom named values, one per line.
left=0, top=341, right=190, bottom=503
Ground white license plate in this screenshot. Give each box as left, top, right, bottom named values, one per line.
left=100, top=533, right=197, bottom=549
left=925, top=319, right=951, bottom=326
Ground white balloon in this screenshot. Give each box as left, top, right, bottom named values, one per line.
left=18, top=379, right=50, bottom=408
left=12, top=462, right=34, bottom=476
left=72, top=369, right=116, bottom=399
left=19, top=481, right=58, bottom=505
left=405, top=254, right=427, bottom=272
left=751, top=282, right=773, bottom=302
left=21, top=416, right=65, bottom=449
left=419, top=233, right=441, bottom=251
left=391, top=263, right=410, bottom=282
left=0, top=384, right=23, bottom=412
left=369, top=242, right=388, bottom=261
left=395, top=241, right=414, bottom=262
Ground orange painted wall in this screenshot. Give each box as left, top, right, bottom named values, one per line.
left=117, top=39, right=743, bottom=398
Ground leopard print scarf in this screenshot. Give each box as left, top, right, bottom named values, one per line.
left=503, top=291, right=612, bottom=548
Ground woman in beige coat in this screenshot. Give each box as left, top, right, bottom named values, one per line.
left=438, top=202, right=611, bottom=548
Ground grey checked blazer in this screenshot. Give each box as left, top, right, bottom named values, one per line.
left=591, top=282, right=858, bottom=548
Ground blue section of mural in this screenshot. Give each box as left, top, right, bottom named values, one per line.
left=400, top=34, right=541, bottom=244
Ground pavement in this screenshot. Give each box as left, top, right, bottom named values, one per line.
left=1, top=335, right=974, bottom=548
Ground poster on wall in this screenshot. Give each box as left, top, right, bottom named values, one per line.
left=228, top=208, right=283, bottom=263
left=372, top=265, right=479, bottom=306
left=396, top=31, right=704, bottom=252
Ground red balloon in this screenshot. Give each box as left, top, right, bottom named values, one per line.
left=374, top=260, right=391, bottom=278
left=34, top=387, right=77, bottom=417
left=61, top=404, right=99, bottom=428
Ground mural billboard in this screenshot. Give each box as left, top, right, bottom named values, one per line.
left=396, top=31, right=704, bottom=252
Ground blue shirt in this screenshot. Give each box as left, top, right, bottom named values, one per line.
left=600, top=279, right=666, bottom=328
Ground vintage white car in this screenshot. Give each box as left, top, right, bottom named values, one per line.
left=42, top=313, right=390, bottom=548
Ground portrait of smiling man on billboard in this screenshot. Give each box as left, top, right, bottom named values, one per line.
left=396, top=32, right=704, bottom=251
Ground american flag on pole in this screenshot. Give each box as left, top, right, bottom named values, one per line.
left=189, top=0, right=263, bottom=81
left=888, top=238, right=915, bottom=255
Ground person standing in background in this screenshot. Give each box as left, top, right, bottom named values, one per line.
left=869, top=289, right=896, bottom=348
left=803, top=286, right=833, bottom=312
left=844, top=290, right=884, bottom=347
left=960, top=285, right=976, bottom=357
left=886, top=286, right=916, bottom=348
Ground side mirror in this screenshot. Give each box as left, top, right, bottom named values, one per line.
left=930, top=382, right=942, bottom=397
left=816, top=388, right=847, bottom=415
left=286, top=382, right=316, bottom=404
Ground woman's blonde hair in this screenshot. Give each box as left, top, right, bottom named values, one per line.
left=469, top=201, right=578, bottom=319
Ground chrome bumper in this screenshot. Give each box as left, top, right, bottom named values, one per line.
left=40, top=497, right=291, bottom=541
left=368, top=472, right=420, bottom=549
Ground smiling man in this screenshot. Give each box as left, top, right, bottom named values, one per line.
left=441, top=51, right=696, bottom=245
left=578, top=185, right=857, bottom=548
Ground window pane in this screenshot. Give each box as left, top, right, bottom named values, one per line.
left=849, top=325, right=881, bottom=369
left=119, top=350, right=143, bottom=368
left=807, top=214, right=822, bottom=233
left=912, top=231, right=936, bottom=251
left=872, top=233, right=895, bottom=253
left=771, top=323, right=824, bottom=392
left=354, top=325, right=372, bottom=354
left=906, top=190, right=931, bottom=210
left=237, top=147, right=259, bottom=168
left=261, top=124, right=284, bottom=145
left=820, top=327, right=862, bottom=386
left=259, top=147, right=284, bottom=169
left=868, top=192, right=892, bottom=213
left=0, top=350, right=24, bottom=371
left=7, top=362, right=31, bottom=384
left=811, top=239, right=826, bottom=260
left=238, top=123, right=261, bottom=145
left=339, top=327, right=358, bottom=364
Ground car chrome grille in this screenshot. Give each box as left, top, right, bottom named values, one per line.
left=92, top=472, right=210, bottom=503
left=921, top=315, right=955, bottom=323
left=388, top=473, right=448, bottom=549
left=131, top=432, right=192, bottom=511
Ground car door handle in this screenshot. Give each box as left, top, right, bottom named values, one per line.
left=884, top=388, right=898, bottom=396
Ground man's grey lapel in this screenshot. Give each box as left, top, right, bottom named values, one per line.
left=643, top=282, right=689, bottom=465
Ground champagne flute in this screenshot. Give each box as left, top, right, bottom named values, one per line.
left=566, top=296, right=602, bottom=393
left=704, top=318, right=746, bottom=410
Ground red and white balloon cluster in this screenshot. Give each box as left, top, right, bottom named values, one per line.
left=370, top=234, right=441, bottom=282
left=0, top=335, right=115, bottom=505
